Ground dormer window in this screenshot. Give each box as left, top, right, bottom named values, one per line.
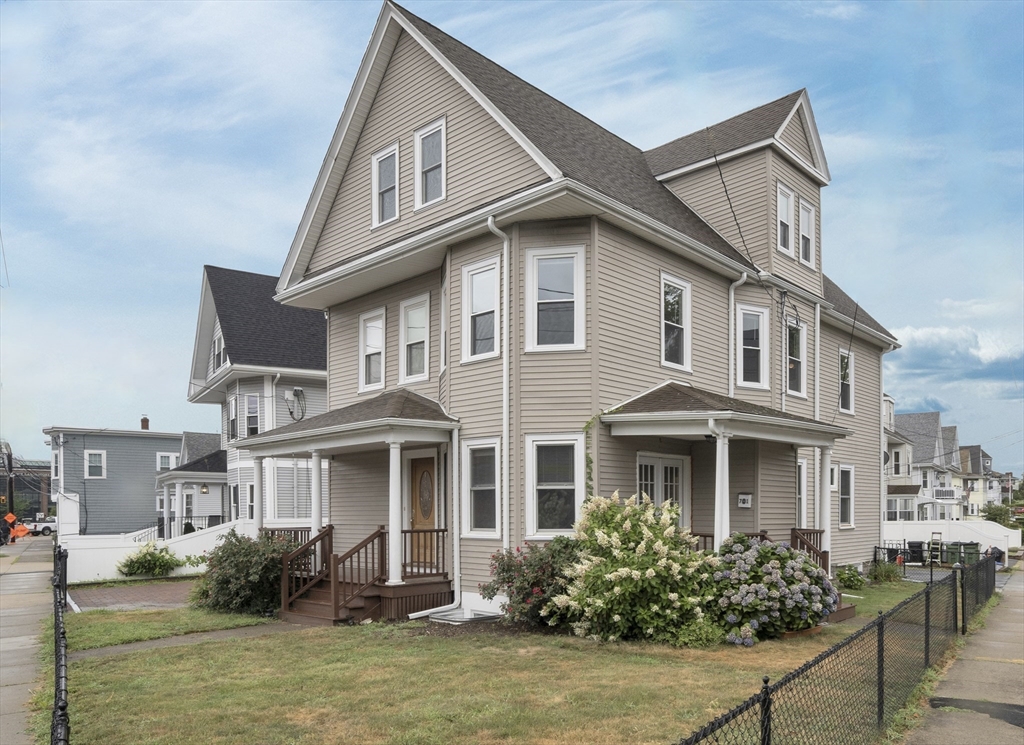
left=414, top=118, right=446, bottom=209
left=777, top=183, right=795, bottom=256
left=372, top=143, right=399, bottom=227
left=213, top=336, right=225, bottom=370
left=799, top=201, right=815, bottom=267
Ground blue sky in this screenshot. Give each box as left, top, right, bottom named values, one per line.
left=1, top=1, right=1022, bottom=473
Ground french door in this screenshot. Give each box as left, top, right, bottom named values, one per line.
left=637, top=454, right=690, bottom=526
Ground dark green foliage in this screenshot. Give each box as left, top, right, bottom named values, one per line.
left=183, top=522, right=196, bottom=535
left=117, top=543, right=184, bottom=577
left=868, top=560, right=902, bottom=583
left=190, top=530, right=297, bottom=615
left=655, top=618, right=727, bottom=649
left=835, top=564, right=866, bottom=590
left=480, top=537, right=582, bottom=626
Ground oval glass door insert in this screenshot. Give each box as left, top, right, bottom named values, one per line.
left=418, top=471, right=433, bottom=519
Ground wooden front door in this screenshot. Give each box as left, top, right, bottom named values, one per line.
left=409, top=458, right=436, bottom=567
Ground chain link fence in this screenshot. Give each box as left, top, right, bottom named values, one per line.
left=676, top=556, right=997, bottom=745
left=51, top=544, right=70, bottom=745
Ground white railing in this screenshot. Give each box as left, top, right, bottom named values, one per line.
left=932, top=487, right=963, bottom=500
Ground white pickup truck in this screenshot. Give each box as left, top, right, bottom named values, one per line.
left=24, top=516, right=57, bottom=536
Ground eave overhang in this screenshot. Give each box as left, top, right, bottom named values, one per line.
left=188, top=365, right=327, bottom=404
left=156, top=470, right=228, bottom=487
left=242, top=417, right=459, bottom=459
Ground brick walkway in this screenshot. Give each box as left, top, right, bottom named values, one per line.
left=70, top=579, right=196, bottom=611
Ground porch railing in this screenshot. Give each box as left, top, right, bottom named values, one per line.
left=398, top=528, right=448, bottom=579
left=331, top=525, right=387, bottom=617
left=691, top=531, right=770, bottom=552
left=791, top=528, right=830, bottom=573
left=262, top=527, right=312, bottom=545
left=281, top=525, right=333, bottom=610
left=135, top=514, right=224, bottom=542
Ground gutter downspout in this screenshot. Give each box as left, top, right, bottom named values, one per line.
left=779, top=291, right=787, bottom=413
left=814, top=302, right=821, bottom=530
left=487, top=216, right=511, bottom=552
left=728, top=273, right=748, bottom=398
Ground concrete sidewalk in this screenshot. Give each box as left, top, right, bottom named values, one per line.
left=906, top=565, right=1024, bottom=744
left=0, top=536, right=56, bottom=745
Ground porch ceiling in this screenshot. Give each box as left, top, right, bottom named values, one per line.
left=601, top=381, right=850, bottom=448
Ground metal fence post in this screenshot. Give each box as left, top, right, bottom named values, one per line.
left=929, top=556, right=933, bottom=585
left=955, top=563, right=967, bottom=635
left=924, top=584, right=931, bottom=669
left=759, top=676, right=772, bottom=745
left=876, top=610, right=885, bottom=729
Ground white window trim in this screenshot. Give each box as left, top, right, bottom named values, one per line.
left=839, top=465, right=855, bottom=528
left=440, top=277, right=448, bottom=374
left=525, top=245, right=586, bottom=353
left=636, top=451, right=691, bottom=527
left=839, top=348, right=855, bottom=414
left=786, top=318, right=807, bottom=398
left=777, top=182, right=795, bottom=257
left=660, top=272, right=692, bottom=373
left=156, top=452, right=179, bottom=472
left=398, top=293, right=431, bottom=385
left=157, top=493, right=165, bottom=511
left=736, top=303, right=770, bottom=390
left=51, top=451, right=59, bottom=479
left=799, top=200, right=816, bottom=268
left=228, top=396, right=238, bottom=441
left=358, top=307, right=386, bottom=393
left=461, top=256, right=500, bottom=364
left=371, top=142, right=400, bottom=228
left=213, top=335, right=225, bottom=370
left=830, top=464, right=838, bottom=491
left=525, top=432, right=586, bottom=540
left=247, top=484, right=255, bottom=520
left=461, top=436, right=501, bottom=539
left=413, top=117, right=446, bottom=211
left=84, top=450, right=106, bottom=479
left=245, top=393, right=260, bottom=437
left=797, top=458, right=807, bottom=529
left=893, top=449, right=901, bottom=476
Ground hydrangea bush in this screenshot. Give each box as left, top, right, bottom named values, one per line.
left=543, top=494, right=717, bottom=642
left=711, top=533, right=839, bottom=645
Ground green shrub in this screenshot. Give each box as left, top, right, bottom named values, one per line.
left=543, top=494, right=714, bottom=642
left=655, top=617, right=726, bottom=649
left=182, top=522, right=196, bottom=535
left=117, top=542, right=184, bottom=577
left=868, top=559, right=902, bottom=583
left=480, top=537, right=581, bottom=626
left=190, top=530, right=296, bottom=615
left=710, top=533, right=839, bottom=645
left=835, top=564, right=866, bottom=590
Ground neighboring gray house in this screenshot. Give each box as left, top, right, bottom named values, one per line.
left=241, top=2, right=898, bottom=624
left=186, top=266, right=329, bottom=524
left=44, top=421, right=185, bottom=535
left=894, top=412, right=965, bottom=520
left=154, top=432, right=226, bottom=538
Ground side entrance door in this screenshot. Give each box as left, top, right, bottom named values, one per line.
left=409, top=458, right=436, bottom=570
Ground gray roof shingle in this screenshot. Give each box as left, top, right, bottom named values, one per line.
left=643, top=91, right=804, bottom=176
left=206, top=266, right=326, bottom=371
left=895, top=412, right=942, bottom=466
left=941, top=426, right=959, bottom=469
left=822, top=275, right=894, bottom=340
left=172, top=449, right=226, bottom=474
left=887, top=484, right=921, bottom=496
left=395, top=3, right=752, bottom=270
left=182, top=432, right=221, bottom=462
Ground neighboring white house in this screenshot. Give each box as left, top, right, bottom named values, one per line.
left=894, top=412, right=965, bottom=521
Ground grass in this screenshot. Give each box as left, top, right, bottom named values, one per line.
left=63, top=607, right=275, bottom=651
left=842, top=579, right=923, bottom=620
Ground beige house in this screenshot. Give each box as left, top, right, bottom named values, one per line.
left=243, top=1, right=898, bottom=623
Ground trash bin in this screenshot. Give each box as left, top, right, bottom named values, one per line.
left=887, top=547, right=900, bottom=562
left=944, top=542, right=963, bottom=565
left=963, top=542, right=980, bottom=565
left=907, top=541, right=925, bottom=563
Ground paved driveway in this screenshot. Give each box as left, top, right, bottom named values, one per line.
left=70, top=579, right=195, bottom=611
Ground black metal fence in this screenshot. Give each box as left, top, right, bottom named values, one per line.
left=51, top=544, right=70, bottom=745
left=133, top=514, right=224, bottom=542
left=676, top=557, right=997, bottom=745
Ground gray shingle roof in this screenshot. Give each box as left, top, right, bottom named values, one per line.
left=206, top=266, right=326, bottom=371
left=895, top=412, right=942, bottom=466
left=252, top=389, right=455, bottom=440
left=182, top=432, right=221, bottom=463
left=643, top=91, right=804, bottom=176
left=608, top=381, right=824, bottom=426
left=887, top=484, right=921, bottom=496
left=822, top=275, right=894, bottom=340
left=172, top=449, right=226, bottom=474
left=395, top=3, right=752, bottom=270
left=940, top=426, right=959, bottom=469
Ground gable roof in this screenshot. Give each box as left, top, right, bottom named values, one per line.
left=822, top=274, right=895, bottom=340
left=894, top=412, right=943, bottom=467
left=171, top=449, right=226, bottom=475
left=206, top=266, right=326, bottom=371
left=941, top=426, right=960, bottom=470
left=182, top=432, right=221, bottom=463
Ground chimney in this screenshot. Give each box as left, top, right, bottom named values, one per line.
left=141, top=416, right=150, bottom=431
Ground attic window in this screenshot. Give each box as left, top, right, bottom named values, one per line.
left=372, top=143, right=399, bottom=227
left=213, top=336, right=225, bottom=370
left=777, top=183, right=795, bottom=257
left=414, top=118, right=446, bottom=209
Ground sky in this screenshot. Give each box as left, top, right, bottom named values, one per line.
left=1, top=0, right=1022, bottom=474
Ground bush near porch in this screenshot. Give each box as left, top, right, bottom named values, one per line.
left=481, top=494, right=839, bottom=646
left=190, top=529, right=297, bottom=615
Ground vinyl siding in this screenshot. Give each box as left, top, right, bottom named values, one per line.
left=307, top=30, right=548, bottom=274
left=733, top=283, right=775, bottom=410
left=767, top=150, right=822, bottom=296
left=662, top=151, right=770, bottom=269
left=273, top=378, right=329, bottom=429
left=330, top=452, right=390, bottom=554
left=778, top=108, right=815, bottom=166
left=757, top=441, right=798, bottom=539
left=207, top=316, right=223, bottom=380
left=687, top=440, right=757, bottom=536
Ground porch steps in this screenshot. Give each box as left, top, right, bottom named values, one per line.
left=830, top=598, right=857, bottom=623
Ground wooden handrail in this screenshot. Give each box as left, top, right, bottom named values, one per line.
left=791, top=528, right=830, bottom=573
left=281, top=525, right=333, bottom=610
left=332, top=526, right=387, bottom=617
left=397, top=528, right=448, bottom=579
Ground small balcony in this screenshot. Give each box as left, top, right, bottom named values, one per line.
left=930, top=487, right=964, bottom=501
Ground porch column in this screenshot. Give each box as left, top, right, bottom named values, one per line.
left=174, top=482, right=183, bottom=540
left=818, top=447, right=832, bottom=554
left=310, top=450, right=322, bottom=534
left=386, top=441, right=403, bottom=585
left=162, top=485, right=170, bottom=539
left=713, top=432, right=731, bottom=551
left=253, top=456, right=264, bottom=530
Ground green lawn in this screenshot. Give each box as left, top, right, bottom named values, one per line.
left=62, top=608, right=275, bottom=651
left=843, top=579, right=923, bottom=621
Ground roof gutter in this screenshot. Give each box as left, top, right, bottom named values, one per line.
left=487, top=216, right=512, bottom=552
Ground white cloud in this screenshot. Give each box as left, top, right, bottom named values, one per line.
left=804, top=2, right=864, bottom=22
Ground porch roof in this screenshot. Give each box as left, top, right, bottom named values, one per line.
left=156, top=449, right=227, bottom=486
left=887, top=484, right=922, bottom=496
left=243, top=389, right=458, bottom=457
left=601, top=381, right=850, bottom=447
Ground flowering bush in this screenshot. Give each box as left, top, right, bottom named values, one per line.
left=479, top=537, right=581, bottom=625
left=710, top=533, right=838, bottom=645
left=543, top=493, right=716, bottom=642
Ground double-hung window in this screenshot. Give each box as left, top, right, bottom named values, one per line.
left=777, top=183, right=795, bottom=256
left=787, top=319, right=806, bottom=396
left=799, top=201, right=815, bottom=267
left=213, top=336, right=225, bottom=370
left=247, top=485, right=255, bottom=520
left=84, top=450, right=106, bottom=479
left=839, top=465, right=854, bottom=526
left=526, top=245, right=585, bottom=351
left=185, top=493, right=194, bottom=518
left=157, top=453, right=179, bottom=472
left=399, top=294, right=430, bottom=384
left=737, top=304, right=769, bottom=389
left=358, top=308, right=386, bottom=393
left=661, top=273, right=691, bottom=372
left=372, top=143, right=399, bottom=227
left=893, top=450, right=901, bottom=476
left=462, top=258, right=499, bottom=362
left=839, top=349, right=854, bottom=413
left=526, top=433, right=585, bottom=538
left=922, top=469, right=929, bottom=489
left=414, top=118, right=445, bottom=209
left=462, top=437, right=500, bottom=538
left=246, top=394, right=259, bottom=436
left=886, top=498, right=898, bottom=522
left=228, top=397, right=238, bottom=440
left=52, top=452, right=59, bottom=480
